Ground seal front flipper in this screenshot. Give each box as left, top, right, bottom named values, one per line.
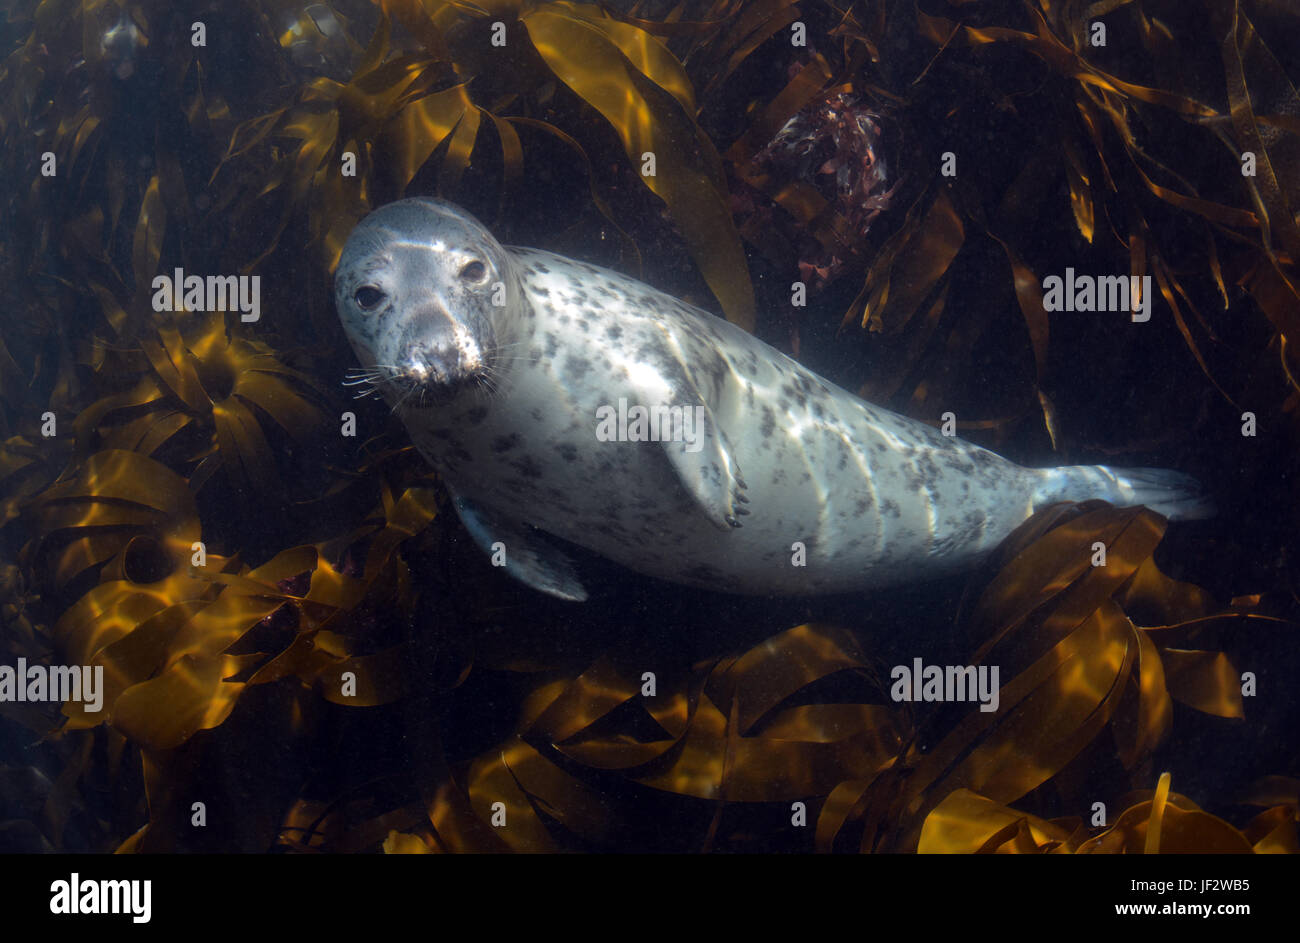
left=641, top=392, right=747, bottom=532
left=628, top=328, right=749, bottom=530
left=451, top=494, right=589, bottom=601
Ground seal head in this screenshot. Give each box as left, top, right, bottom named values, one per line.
left=334, top=198, right=521, bottom=405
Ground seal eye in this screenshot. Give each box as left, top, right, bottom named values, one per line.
left=459, top=260, right=487, bottom=284
left=354, top=285, right=385, bottom=309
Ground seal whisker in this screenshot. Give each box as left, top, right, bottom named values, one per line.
left=474, top=371, right=500, bottom=400
left=389, top=381, right=420, bottom=414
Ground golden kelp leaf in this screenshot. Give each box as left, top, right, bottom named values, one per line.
left=96, top=410, right=191, bottom=458
left=551, top=1, right=698, bottom=115
left=1150, top=250, right=1236, bottom=406
left=54, top=569, right=212, bottom=669
left=0, top=436, right=52, bottom=527
left=383, top=830, right=434, bottom=853
left=902, top=602, right=1134, bottom=815
left=1145, top=768, right=1173, bottom=854
left=986, top=231, right=1049, bottom=383
left=32, top=449, right=200, bottom=589
left=1238, top=774, right=1300, bottom=808
left=530, top=625, right=901, bottom=802
left=856, top=284, right=948, bottom=406
left=700, top=0, right=802, bottom=100
left=1062, top=133, right=1095, bottom=242
left=374, top=0, right=452, bottom=61
left=1114, top=555, right=1215, bottom=626
left=464, top=740, right=560, bottom=852
left=860, top=502, right=1253, bottom=849
left=57, top=513, right=425, bottom=747
left=212, top=398, right=277, bottom=490
left=314, top=647, right=406, bottom=706
left=522, top=4, right=755, bottom=329
left=138, top=328, right=204, bottom=414
left=721, top=623, right=870, bottom=733
left=62, top=597, right=210, bottom=732
left=816, top=774, right=889, bottom=853
left=425, top=775, right=514, bottom=853
left=909, top=0, right=1295, bottom=420
left=183, top=314, right=329, bottom=496
left=1078, top=774, right=1256, bottom=854
left=110, top=652, right=261, bottom=751
left=311, top=804, right=431, bottom=855
left=528, top=655, right=643, bottom=745
left=860, top=187, right=963, bottom=335
left=970, top=506, right=1164, bottom=662
left=922, top=776, right=1265, bottom=854
left=384, top=84, right=478, bottom=193
left=159, top=550, right=322, bottom=665
left=919, top=5, right=1219, bottom=117
left=498, top=735, right=621, bottom=843
left=78, top=316, right=327, bottom=503
left=1244, top=806, right=1299, bottom=854
left=1160, top=649, right=1245, bottom=718
left=1219, top=5, right=1300, bottom=266
left=358, top=484, right=439, bottom=582
left=1111, top=625, right=1172, bottom=769
left=918, top=789, right=1077, bottom=854
left=436, top=103, right=480, bottom=194
left=130, top=174, right=165, bottom=304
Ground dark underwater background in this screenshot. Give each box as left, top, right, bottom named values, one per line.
left=0, top=0, right=1297, bottom=853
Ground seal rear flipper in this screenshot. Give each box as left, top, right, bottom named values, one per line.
left=1033, top=465, right=1215, bottom=521
left=451, top=495, right=589, bottom=601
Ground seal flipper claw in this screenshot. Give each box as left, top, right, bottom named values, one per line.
left=451, top=494, right=589, bottom=601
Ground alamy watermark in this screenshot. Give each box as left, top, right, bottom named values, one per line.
left=890, top=658, right=1000, bottom=712
left=50, top=873, right=150, bottom=923
left=594, top=398, right=706, bottom=453
left=152, top=267, right=260, bottom=322
left=0, top=659, right=104, bottom=712
left=1042, top=268, right=1152, bottom=322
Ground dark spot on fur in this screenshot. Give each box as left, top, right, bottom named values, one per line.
left=512, top=456, right=544, bottom=480
left=781, top=383, right=808, bottom=409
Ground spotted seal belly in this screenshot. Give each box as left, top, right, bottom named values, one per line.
left=333, top=198, right=1211, bottom=600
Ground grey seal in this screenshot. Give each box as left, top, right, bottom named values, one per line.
left=334, top=198, right=1210, bottom=600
